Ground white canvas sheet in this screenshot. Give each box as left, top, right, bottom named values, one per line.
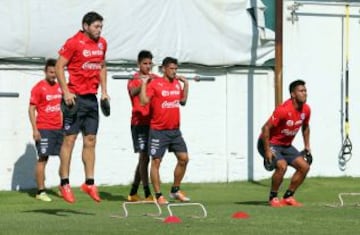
left=0, top=0, right=274, bottom=66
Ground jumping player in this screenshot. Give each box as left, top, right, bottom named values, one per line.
left=55, top=11, right=109, bottom=203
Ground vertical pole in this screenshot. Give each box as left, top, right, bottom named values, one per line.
left=275, top=0, right=283, bottom=106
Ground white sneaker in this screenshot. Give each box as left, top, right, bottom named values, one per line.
left=169, top=190, right=191, bottom=202
left=36, top=192, right=52, bottom=202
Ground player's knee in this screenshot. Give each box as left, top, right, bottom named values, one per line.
left=64, top=135, right=76, bottom=147
left=301, top=162, right=310, bottom=174
left=151, top=158, right=161, bottom=168
left=83, top=135, right=96, bottom=148
left=178, top=155, right=189, bottom=166
left=294, top=158, right=310, bottom=174
left=275, top=162, right=287, bottom=174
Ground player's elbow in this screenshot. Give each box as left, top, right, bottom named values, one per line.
left=140, top=97, right=149, bottom=106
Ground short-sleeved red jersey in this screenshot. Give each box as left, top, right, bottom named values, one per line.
left=30, top=80, right=63, bottom=130
left=58, top=31, right=107, bottom=95
left=127, top=72, right=150, bottom=126
left=146, top=77, right=184, bottom=130
left=127, top=73, right=162, bottom=126
left=263, top=98, right=311, bottom=146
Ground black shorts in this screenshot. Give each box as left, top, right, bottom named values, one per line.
left=35, top=129, right=64, bottom=157
left=148, top=129, right=187, bottom=159
left=131, top=125, right=150, bottom=153
left=257, top=138, right=302, bottom=165
left=63, top=94, right=99, bottom=135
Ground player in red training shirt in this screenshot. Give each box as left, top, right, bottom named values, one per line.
left=127, top=50, right=161, bottom=202
left=140, top=57, right=190, bottom=205
left=258, top=80, right=311, bottom=207
left=28, top=58, right=63, bottom=202
left=55, top=12, right=109, bottom=203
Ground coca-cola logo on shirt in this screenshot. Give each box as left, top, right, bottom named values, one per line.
left=161, top=100, right=179, bottom=109
left=45, top=104, right=61, bottom=113
left=82, top=62, right=102, bottom=70
left=281, top=128, right=300, bottom=136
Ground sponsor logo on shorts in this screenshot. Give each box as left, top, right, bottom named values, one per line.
left=64, top=123, right=71, bottom=130
left=150, top=138, right=160, bottom=155
left=150, top=148, right=157, bottom=155
left=139, top=143, right=145, bottom=150
left=151, top=138, right=159, bottom=143
left=41, top=147, right=47, bottom=154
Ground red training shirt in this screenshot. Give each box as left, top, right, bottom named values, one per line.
left=146, top=77, right=184, bottom=130
left=127, top=73, right=161, bottom=126
left=30, top=80, right=63, bottom=129
left=58, top=31, right=107, bottom=95
left=263, top=98, right=311, bottom=146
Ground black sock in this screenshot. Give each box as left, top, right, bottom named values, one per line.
left=37, top=189, right=45, bottom=195
left=143, top=185, right=151, bottom=198
left=130, top=184, right=139, bottom=196
left=155, top=192, right=162, bottom=199
left=85, top=178, right=94, bottom=185
left=60, top=178, right=69, bottom=186
left=171, top=186, right=180, bottom=193
left=283, top=190, right=294, bottom=199
left=269, top=191, right=278, bottom=200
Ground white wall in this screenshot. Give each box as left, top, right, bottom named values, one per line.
left=0, top=65, right=274, bottom=190
left=284, top=1, right=360, bottom=177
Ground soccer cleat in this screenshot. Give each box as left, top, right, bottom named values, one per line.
left=81, top=183, right=101, bottom=202
left=36, top=192, right=52, bottom=202
left=143, top=195, right=155, bottom=202
left=169, top=190, right=191, bottom=202
left=59, top=184, right=75, bottom=203
left=269, top=197, right=283, bottom=207
left=156, top=195, right=169, bottom=205
left=281, top=196, right=303, bottom=207
left=127, top=194, right=142, bottom=202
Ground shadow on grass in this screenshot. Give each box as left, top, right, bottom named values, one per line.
left=17, top=188, right=61, bottom=199
left=17, top=188, right=126, bottom=202
left=99, top=191, right=126, bottom=201
left=234, top=201, right=268, bottom=206
left=248, top=180, right=268, bottom=187
left=22, top=209, right=95, bottom=217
